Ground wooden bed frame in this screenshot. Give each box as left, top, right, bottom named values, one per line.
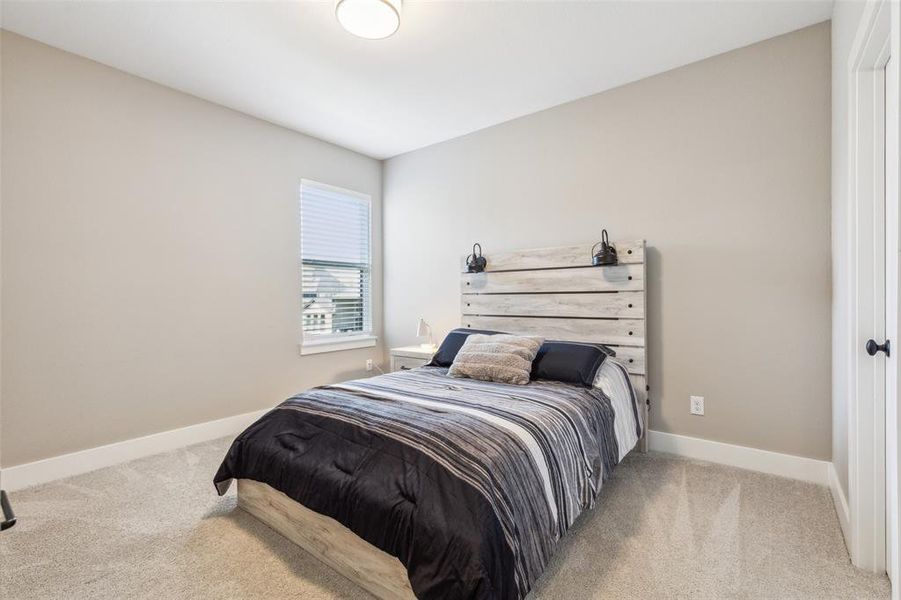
left=237, top=240, right=649, bottom=599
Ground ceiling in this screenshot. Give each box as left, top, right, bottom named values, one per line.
left=1, top=1, right=831, bottom=159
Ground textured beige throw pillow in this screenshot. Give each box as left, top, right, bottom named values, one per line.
left=448, top=334, right=545, bottom=385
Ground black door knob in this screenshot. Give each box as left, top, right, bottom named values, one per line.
left=866, top=339, right=891, bottom=357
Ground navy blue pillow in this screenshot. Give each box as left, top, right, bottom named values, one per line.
left=427, top=328, right=501, bottom=367
left=530, top=341, right=614, bottom=387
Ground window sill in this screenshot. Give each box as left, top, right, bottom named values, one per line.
left=299, top=335, right=377, bottom=356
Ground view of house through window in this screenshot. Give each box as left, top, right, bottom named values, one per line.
left=299, top=180, right=372, bottom=345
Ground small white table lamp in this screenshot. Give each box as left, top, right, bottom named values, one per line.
left=416, top=318, right=435, bottom=350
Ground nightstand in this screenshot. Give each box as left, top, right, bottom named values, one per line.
left=390, top=346, right=436, bottom=372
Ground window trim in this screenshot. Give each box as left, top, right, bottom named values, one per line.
left=298, top=179, right=374, bottom=353
left=299, top=334, right=378, bottom=356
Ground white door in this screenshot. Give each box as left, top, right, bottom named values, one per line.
left=849, top=0, right=897, bottom=579
left=871, top=58, right=889, bottom=580
left=884, top=53, right=896, bottom=585
left=875, top=53, right=901, bottom=587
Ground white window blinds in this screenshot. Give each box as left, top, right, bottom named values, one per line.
left=299, top=180, right=372, bottom=346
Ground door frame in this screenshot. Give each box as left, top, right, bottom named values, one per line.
left=889, top=1, right=901, bottom=591
left=848, top=0, right=896, bottom=577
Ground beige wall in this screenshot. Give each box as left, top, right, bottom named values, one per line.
left=0, top=32, right=383, bottom=467
left=383, top=23, right=832, bottom=459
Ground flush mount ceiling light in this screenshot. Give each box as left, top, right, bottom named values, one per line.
left=336, top=0, right=401, bottom=40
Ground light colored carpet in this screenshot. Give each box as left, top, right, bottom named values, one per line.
left=0, top=438, right=890, bottom=599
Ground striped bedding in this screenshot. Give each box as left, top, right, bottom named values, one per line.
left=214, top=363, right=642, bottom=600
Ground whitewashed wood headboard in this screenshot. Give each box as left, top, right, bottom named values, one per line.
left=460, top=240, right=648, bottom=449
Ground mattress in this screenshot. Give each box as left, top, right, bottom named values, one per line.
left=214, top=364, right=642, bottom=600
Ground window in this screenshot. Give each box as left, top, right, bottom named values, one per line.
left=299, top=179, right=374, bottom=354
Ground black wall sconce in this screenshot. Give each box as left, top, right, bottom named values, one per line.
left=591, top=229, right=618, bottom=266
left=466, top=243, right=487, bottom=273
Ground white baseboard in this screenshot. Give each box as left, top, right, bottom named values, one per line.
left=828, top=462, right=852, bottom=549
left=647, top=430, right=831, bottom=486
left=2, top=409, right=267, bottom=491
left=2, top=419, right=837, bottom=492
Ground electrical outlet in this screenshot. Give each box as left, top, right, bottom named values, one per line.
left=690, top=396, right=705, bottom=416
left=366, top=359, right=373, bottom=372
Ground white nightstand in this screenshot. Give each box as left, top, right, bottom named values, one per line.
left=390, top=346, right=436, bottom=372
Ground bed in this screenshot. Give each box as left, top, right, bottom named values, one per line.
left=215, top=240, right=649, bottom=600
